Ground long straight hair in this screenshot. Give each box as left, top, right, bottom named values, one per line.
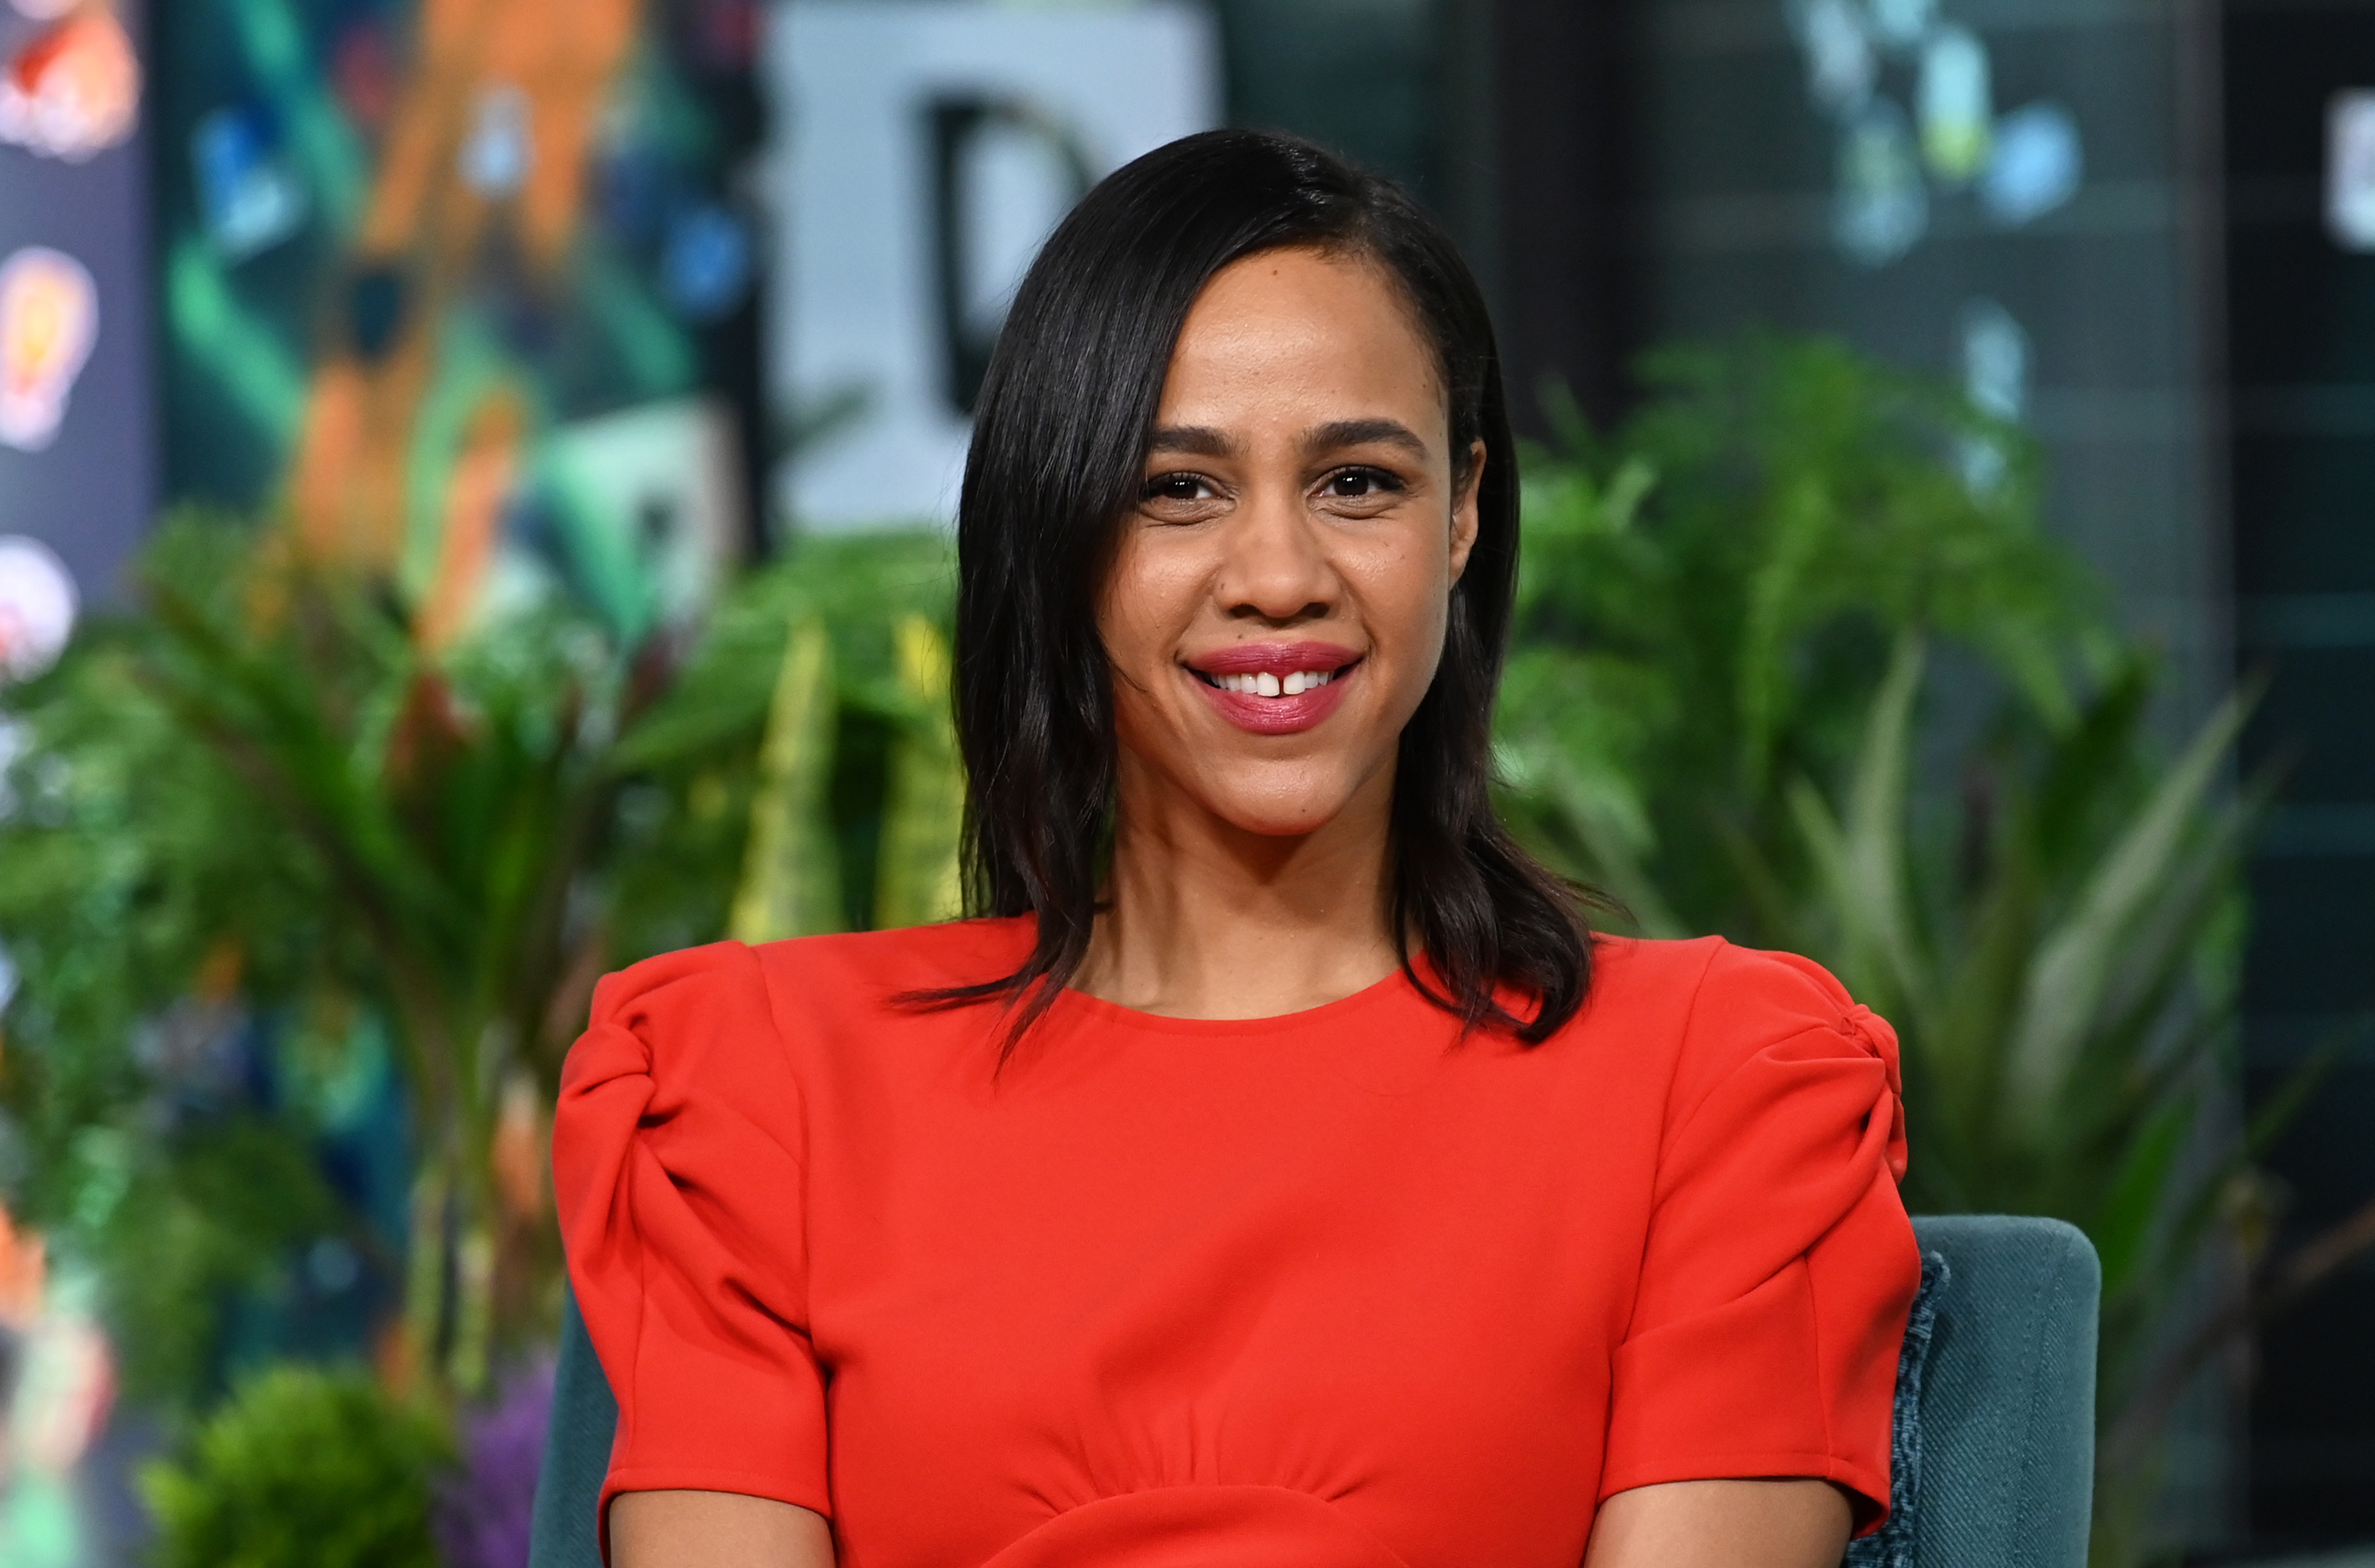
left=939, top=129, right=1595, bottom=1047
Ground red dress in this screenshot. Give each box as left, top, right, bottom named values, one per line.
left=555, top=920, right=1916, bottom=1568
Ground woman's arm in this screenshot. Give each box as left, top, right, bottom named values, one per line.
left=1585, top=1479, right=1852, bottom=1568
left=610, top=1491, right=835, bottom=1568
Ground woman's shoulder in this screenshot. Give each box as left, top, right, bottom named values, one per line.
left=566, top=918, right=1034, bottom=1108
left=593, top=917, right=1034, bottom=1017
left=1577, top=933, right=1899, bottom=1102
left=743, top=916, right=1038, bottom=1009
left=1585, top=933, right=1876, bottom=1028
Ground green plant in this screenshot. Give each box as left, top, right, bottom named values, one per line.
left=720, top=606, right=963, bottom=941
left=1498, top=334, right=2090, bottom=942
left=1497, top=335, right=2262, bottom=1563
left=141, top=1363, right=451, bottom=1568
left=69, top=1119, right=351, bottom=1405
left=0, top=569, right=358, bottom=1407
left=0, top=517, right=960, bottom=1408
left=1786, top=639, right=2260, bottom=1562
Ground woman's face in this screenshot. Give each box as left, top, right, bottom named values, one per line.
left=1097, top=246, right=1481, bottom=840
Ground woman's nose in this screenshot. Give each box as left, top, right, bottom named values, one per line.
left=1214, top=484, right=1334, bottom=623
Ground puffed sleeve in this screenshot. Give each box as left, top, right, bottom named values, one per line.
left=1599, top=943, right=1918, bottom=1529
left=552, top=941, right=831, bottom=1534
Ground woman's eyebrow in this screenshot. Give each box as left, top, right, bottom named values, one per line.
left=1305, top=418, right=1429, bottom=458
left=1147, top=425, right=1238, bottom=458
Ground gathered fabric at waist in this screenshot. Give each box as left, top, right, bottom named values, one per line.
left=974, top=1486, right=1412, bottom=1568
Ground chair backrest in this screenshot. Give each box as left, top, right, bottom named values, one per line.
left=1903, top=1214, right=2101, bottom=1568
left=526, top=1215, right=2103, bottom=1568
left=530, top=1288, right=616, bottom=1568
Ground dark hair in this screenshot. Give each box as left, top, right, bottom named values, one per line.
left=941, top=129, right=1595, bottom=1046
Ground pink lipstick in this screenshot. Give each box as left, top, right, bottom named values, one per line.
left=1184, top=641, right=1361, bottom=736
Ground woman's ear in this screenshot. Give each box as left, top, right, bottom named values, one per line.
left=1447, top=439, right=1486, bottom=584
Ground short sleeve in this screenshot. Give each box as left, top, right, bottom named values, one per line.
left=1599, top=943, right=1918, bottom=1530
left=552, top=941, right=831, bottom=1538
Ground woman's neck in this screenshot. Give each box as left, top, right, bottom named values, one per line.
left=1073, top=761, right=1402, bottom=1020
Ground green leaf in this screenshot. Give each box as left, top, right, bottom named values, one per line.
left=873, top=616, right=965, bottom=929
left=2001, top=691, right=2248, bottom=1139
left=728, top=616, right=842, bottom=941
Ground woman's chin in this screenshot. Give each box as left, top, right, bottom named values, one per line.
left=1201, top=779, right=1369, bottom=840
left=1220, top=809, right=1343, bottom=839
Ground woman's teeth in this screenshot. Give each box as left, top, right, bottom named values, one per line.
left=1207, top=669, right=1337, bottom=698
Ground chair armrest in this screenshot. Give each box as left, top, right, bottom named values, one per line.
left=1907, top=1214, right=2101, bottom=1568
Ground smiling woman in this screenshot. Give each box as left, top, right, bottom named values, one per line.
left=931, top=131, right=1592, bottom=1050
left=1081, top=243, right=1500, bottom=1019
left=556, top=131, right=1918, bottom=1568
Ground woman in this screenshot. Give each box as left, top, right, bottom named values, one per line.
left=556, top=130, right=1916, bottom=1568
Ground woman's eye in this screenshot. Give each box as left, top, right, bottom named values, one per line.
left=1145, top=473, right=1212, bottom=503
left=1325, top=467, right=1400, bottom=499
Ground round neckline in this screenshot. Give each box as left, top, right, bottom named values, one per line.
left=1054, top=961, right=1421, bottom=1038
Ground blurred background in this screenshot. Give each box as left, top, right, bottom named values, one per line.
left=0, top=0, right=2367, bottom=1563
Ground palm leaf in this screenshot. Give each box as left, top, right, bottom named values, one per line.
left=728, top=616, right=842, bottom=942
left=1788, top=633, right=1928, bottom=1017
left=873, top=616, right=965, bottom=929
left=2001, top=692, right=2248, bottom=1141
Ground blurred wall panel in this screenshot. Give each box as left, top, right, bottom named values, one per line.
left=1213, top=0, right=1436, bottom=200
left=0, top=0, right=158, bottom=613
left=1631, top=0, right=2231, bottom=734
left=2225, top=0, right=2375, bottom=1542
left=1490, top=0, right=1643, bottom=430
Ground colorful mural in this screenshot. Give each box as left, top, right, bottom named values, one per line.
left=0, top=248, right=98, bottom=453
left=0, top=0, right=154, bottom=612
left=0, top=4, right=140, bottom=165
left=153, top=0, right=765, bottom=641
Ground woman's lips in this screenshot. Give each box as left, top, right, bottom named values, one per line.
left=1184, top=641, right=1361, bottom=736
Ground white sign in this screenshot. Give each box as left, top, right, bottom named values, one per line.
left=769, top=1, right=1220, bottom=531
left=2328, top=90, right=2375, bottom=251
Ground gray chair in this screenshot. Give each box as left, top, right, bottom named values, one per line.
left=528, top=1215, right=2101, bottom=1568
